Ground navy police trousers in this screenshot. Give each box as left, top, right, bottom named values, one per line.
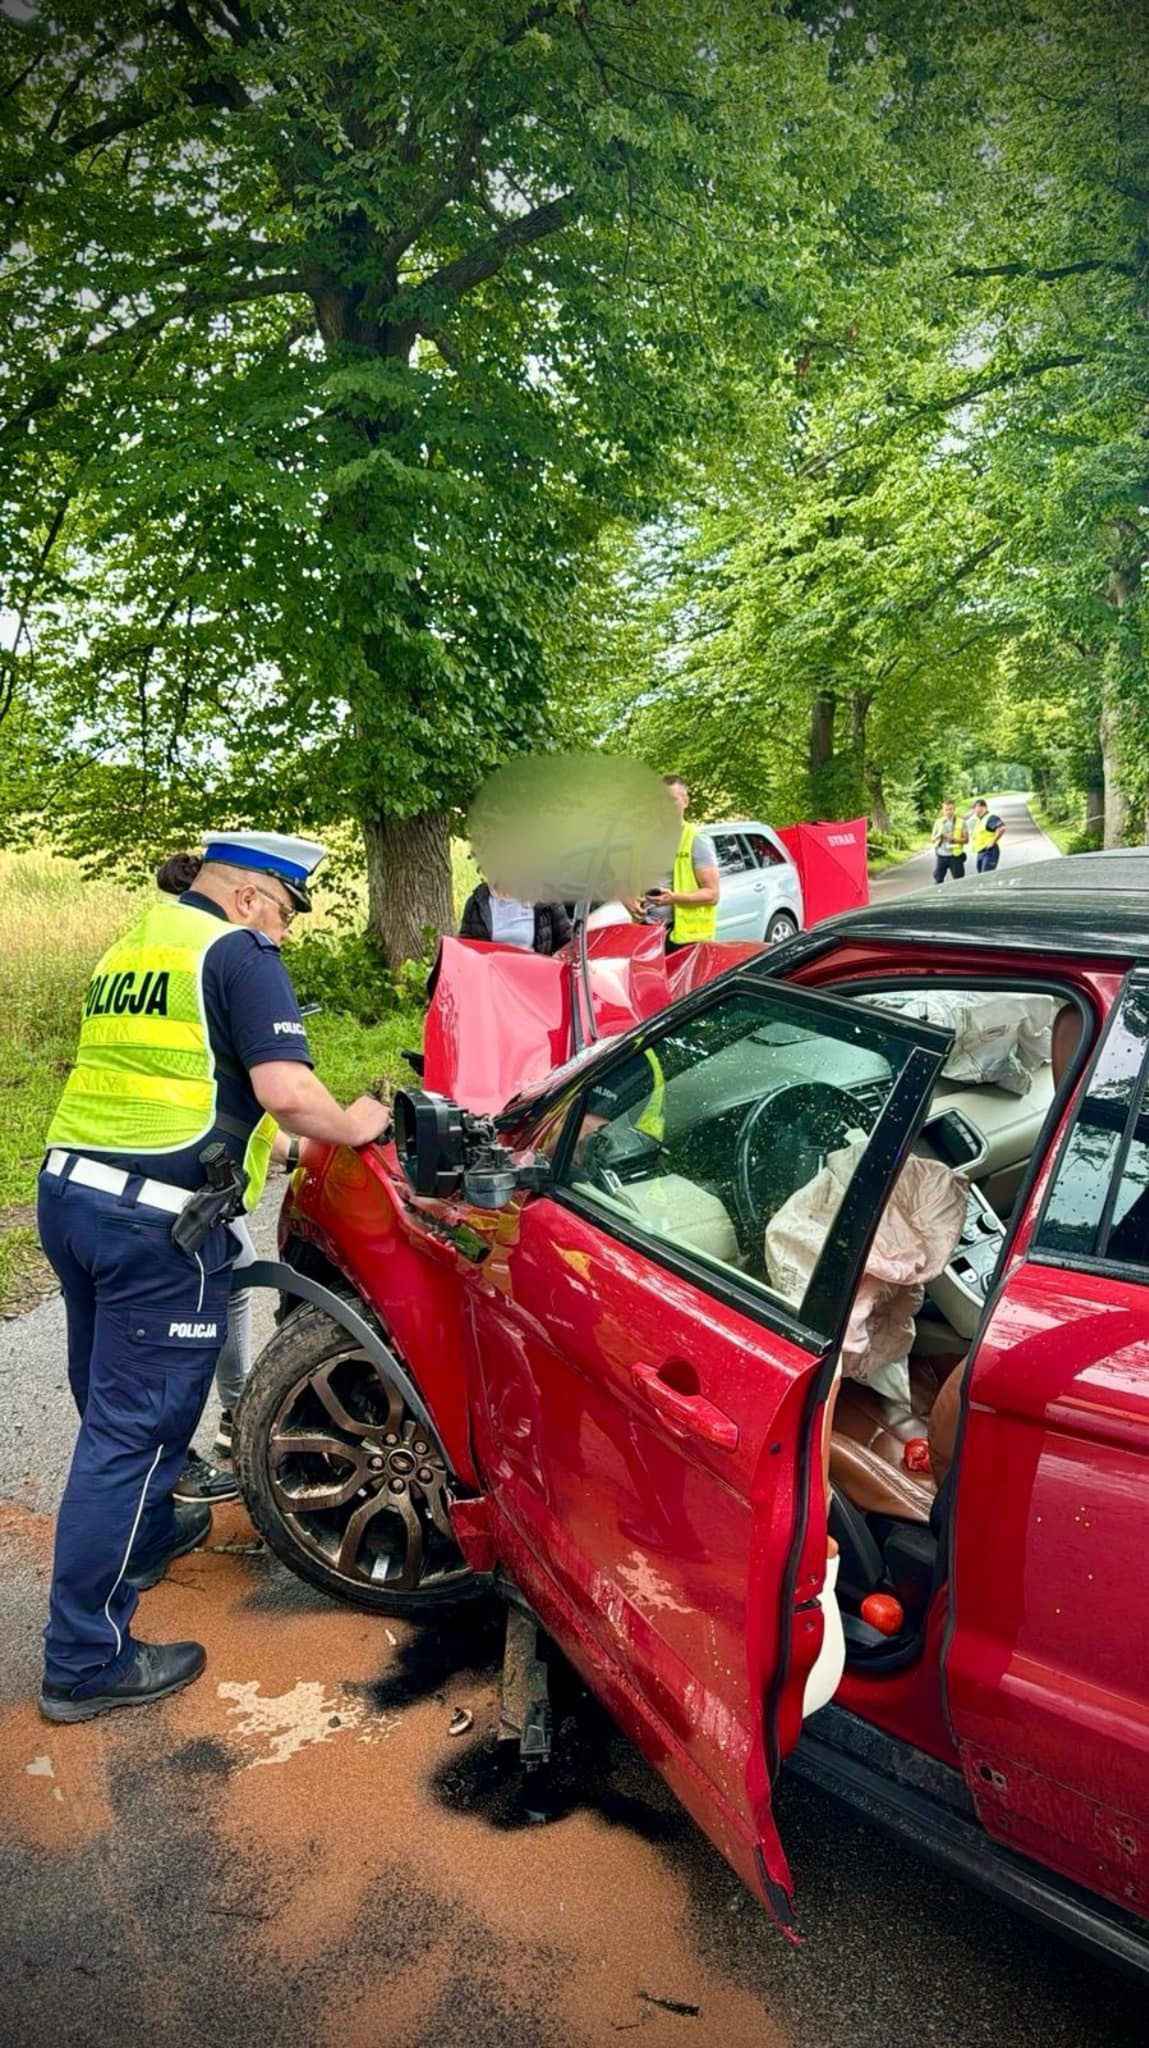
left=37, top=1168, right=234, bottom=1692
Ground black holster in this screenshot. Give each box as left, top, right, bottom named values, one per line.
left=171, top=1145, right=248, bottom=1259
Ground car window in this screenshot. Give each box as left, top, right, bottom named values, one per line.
left=745, top=831, right=787, bottom=868
left=712, top=832, right=755, bottom=876
left=558, top=988, right=934, bottom=1335
left=1036, top=980, right=1149, bottom=1266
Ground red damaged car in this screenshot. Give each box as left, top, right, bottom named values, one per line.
left=234, top=852, right=1149, bottom=1978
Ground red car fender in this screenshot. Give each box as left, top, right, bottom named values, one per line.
left=279, top=1141, right=482, bottom=1489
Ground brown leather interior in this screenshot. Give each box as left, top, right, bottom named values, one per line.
left=829, top=1359, right=962, bottom=1524
left=926, top=1362, right=964, bottom=1491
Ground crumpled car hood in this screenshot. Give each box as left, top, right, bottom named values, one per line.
left=423, top=926, right=765, bottom=1114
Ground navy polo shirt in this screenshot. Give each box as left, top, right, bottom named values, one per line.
left=86, top=890, right=314, bottom=1192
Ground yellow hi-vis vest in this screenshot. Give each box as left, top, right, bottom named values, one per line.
left=634, top=1048, right=667, bottom=1143
left=933, top=813, right=968, bottom=854
left=972, top=815, right=999, bottom=853
left=670, top=824, right=718, bottom=944
left=46, top=898, right=276, bottom=1211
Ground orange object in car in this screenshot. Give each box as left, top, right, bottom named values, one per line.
left=861, top=1593, right=905, bottom=1636
left=903, top=1436, right=932, bottom=1475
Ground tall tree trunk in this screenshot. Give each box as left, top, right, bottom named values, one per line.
left=1084, top=777, right=1105, bottom=840
left=1101, top=541, right=1143, bottom=846
left=361, top=810, right=455, bottom=967
left=1100, top=678, right=1132, bottom=848
left=850, top=689, right=886, bottom=825
left=809, top=689, right=836, bottom=811
left=866, top=762, right=893, bottom=835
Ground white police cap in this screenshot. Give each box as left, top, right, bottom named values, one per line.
left=201, top=830, right=327, bottom=912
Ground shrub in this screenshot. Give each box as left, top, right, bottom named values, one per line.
left=287, top=926, right=439, bottom=1024
left=288, top=929, right=398, bottom=1025
left=1063, top=824, right=1103, bottom=857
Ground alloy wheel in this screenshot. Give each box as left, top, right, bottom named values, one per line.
left=265, top=1340, right=467, bottom=1597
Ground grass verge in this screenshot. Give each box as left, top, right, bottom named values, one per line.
left=867, top=830, right=930, bottom=875
left=1026, top=795, right=1101, bottom=858
left=306, top=1009, right=423, bottom=1103
left=0, top=1223, right=52, bottom=1319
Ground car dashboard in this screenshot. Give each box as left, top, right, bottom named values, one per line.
left=574, top=1039, right=1056, bottom=1339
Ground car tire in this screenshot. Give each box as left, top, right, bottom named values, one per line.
left=234, top=1298, right=482, bottom=1617
left=767, top=910, right=799, bottom=944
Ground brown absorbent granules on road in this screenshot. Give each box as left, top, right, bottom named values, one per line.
left=0, top=1699, right=115, bottom=1852
left=0, top=1499, right=53, bottom=1565
left=2, top=1496, right=791, bottom=2048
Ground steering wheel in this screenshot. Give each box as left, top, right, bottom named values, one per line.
left=734, top=1081, right=868, bottom=1247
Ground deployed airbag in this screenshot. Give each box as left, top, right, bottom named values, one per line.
left=859, top=991, right=1057, bottom=1096
left=765, top=1145, right=968, bottom=1382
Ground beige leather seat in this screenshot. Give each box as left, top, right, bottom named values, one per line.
left=830, top=1360, right=964, bottom=1523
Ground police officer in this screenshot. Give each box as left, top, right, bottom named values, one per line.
left=969, top=798, right=1006, bottom=873
left=37, top=831, right=390, bottom=1723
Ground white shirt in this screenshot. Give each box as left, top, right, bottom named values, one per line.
left=489, top=894, right=536, bottom=949
left=587, top=901, right=632, bottom=928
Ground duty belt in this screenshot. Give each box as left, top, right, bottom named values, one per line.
left=44, top=1149, right=193, bottom=1217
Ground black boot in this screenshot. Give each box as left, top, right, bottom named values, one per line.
left=126, top=1500, right=213, bottom=1590
left=40, top=1640, right=207, bottom=1723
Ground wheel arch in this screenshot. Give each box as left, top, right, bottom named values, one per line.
left=236, top=1258, right=444, bottom=1462
left=768, top=907, right=801, bottom=943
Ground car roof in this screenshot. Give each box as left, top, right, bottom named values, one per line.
left=707, top=820, right=777, bottom=836
left=815, top=849, right=1149, bottom=960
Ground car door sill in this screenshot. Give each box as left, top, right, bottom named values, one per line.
left=788, top=1710, right=1149, bottom=1983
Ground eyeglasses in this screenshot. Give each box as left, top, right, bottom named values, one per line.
left=250, top=883, right=297, bottom=927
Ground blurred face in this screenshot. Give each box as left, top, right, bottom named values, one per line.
left=667, top=779, right=690, bottom=818
left=943, top=802, right=955, bottom=816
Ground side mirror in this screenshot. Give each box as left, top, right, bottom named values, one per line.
left=393, top=1087, right=468, bottom=1196
left=463, top=1155, right=551, bottom=1211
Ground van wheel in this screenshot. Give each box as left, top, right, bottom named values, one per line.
left=234, top=1301, right=481, bottom=1616
left=767, top=910, right=799, bottom=944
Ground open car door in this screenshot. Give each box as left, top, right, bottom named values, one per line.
left=944, top=972, right=1149, bottom=1917
left=459, top=974, right=952, bottom=1927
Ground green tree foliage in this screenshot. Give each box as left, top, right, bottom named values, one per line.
left=597, top=0, right=1147, bottom=845
left=0, top=0, right=912, bottom=955
left=3, top=0, right=1144, bottom=941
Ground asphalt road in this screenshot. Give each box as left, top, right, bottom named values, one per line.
left=4, top=809, right=1143, bottom=2048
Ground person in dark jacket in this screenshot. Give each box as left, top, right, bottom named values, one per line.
left=459, top=882, right=572, bottom=955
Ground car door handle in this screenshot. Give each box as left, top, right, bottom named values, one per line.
left=752, top=882, right=767, bottom=892
left=631, top=1360, right=740, bottom=1451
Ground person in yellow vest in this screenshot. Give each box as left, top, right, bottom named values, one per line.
left=968, top=798, right=1006, bottom=874
left=36, top=830, right=390, bottom=1723
left=930, top=799, right=968, bottom=884
left=150, top=851, right=295, bottom=1509
left=638, top=774, right=720, bottom=951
